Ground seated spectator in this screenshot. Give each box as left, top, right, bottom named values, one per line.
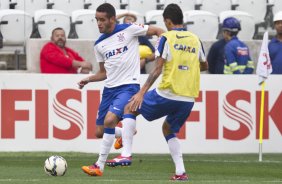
left=207, top=38, right=226, bottom=74
left=269, top=11, right=282, bottom=74
left=40, top=27, right=92, bottom=74
left=222, top=17, right=254, bottom=74
left=117, top=12, right=155, bottom=74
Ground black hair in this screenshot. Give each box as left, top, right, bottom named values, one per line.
left=224, top=30, right=239, bottom=37
left=52, top=27, right=64, bottom=35
left=230, top=31, right=239, bottom=36
left=163, top=3, right=183, bottom=25
left=96, top=3, right=116, bottom=18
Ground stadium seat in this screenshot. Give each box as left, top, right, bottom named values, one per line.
left=70, top=9, right=100, bottom=40
left=12, top=0, right=47, bottom=16
left=84, top=0, right=105, bottom=10
left=235, top=0, right=267, bottom=24
left=85, top=0, right=120, bottom=9
left=219, top=10, right=255, bottom=40
left=47, top=0, right=84, bottom=15
left=165, top=0, right=196, bottom=11
left=0, top=0, right=10, bottom=9
left=184, top=10, right=219, bottom=41
left=263, top=0, right=275, bottom=28
left=233, top=0, right=267, bottom=39
left=116, top=9, right=144, bottom=24
left=0, top=9, right=32, bottom=45
left=155, top=0, right=165, bottom=10
left=273, top=0, right=282, bottom=15
left=195, top=0, right=232, bottom=15
left=34, top=9, right=70, bottom=39
left=125, top=0, right=158, bottom=16
left=145, top=10, right=166, bottom=31
left=105, top=0, right=120, bottom=9
left=230, top=0, right=239, bottom=9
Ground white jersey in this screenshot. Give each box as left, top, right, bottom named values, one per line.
left=94, top=23, right=149, bottom=88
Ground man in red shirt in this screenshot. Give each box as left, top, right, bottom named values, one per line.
left=40, top=27, right=92, bottom=73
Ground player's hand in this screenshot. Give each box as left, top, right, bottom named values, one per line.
left=129, top=92, right=144, bottom=112
left=77, top=78, right=89, bottom=89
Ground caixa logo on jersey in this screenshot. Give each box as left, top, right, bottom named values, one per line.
left=0, top=89, right=100, bottom=140
left=105, top=46, right=128, bottom=59
left=0, top=89, right=281, bottom=141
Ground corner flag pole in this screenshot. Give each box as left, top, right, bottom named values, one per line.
left=256, top=31, right=272, bottom=162
left=259, top=81, right=265, bottom=162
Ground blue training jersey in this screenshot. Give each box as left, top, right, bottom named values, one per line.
left=224, top=36, right=254, bottom=74
left=269, top=37, right=282, bottom=74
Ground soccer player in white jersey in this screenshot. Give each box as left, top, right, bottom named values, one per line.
left=78, top=3, right=164, bottom=176
left=107, top=4, right=208, bottom=181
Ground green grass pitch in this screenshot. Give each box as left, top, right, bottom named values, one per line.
left=0, top=152, right=281, bottom=184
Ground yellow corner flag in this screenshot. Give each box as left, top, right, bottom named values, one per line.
left=256, top=32, right=272, bottom=162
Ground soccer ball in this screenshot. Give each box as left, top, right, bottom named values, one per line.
left=44, top=155, right=67, bottom=176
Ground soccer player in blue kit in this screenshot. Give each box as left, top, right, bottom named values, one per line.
left=77, top=3, right=164, bottom=176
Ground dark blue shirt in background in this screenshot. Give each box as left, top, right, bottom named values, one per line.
left=207, top=39, right=226, bottom=74
left=269, top=37, right=282, bottom=74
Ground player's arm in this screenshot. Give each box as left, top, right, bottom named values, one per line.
left=78, top=62, right=106, bottom=89
left=199, top=39, right=208, bottom=72
left=116, top=12, right=137, bottom=21
left=146, top=25, right=165, bottom=37
left=200, top=62, right=208, bottom=72
left=129, top=57, right=165, bottom=111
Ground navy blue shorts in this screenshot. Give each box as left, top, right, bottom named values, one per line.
left=138, top=89, right=194, bottom=133
left=96, top=84, right=140, bottom=126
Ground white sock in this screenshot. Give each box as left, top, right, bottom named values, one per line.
left=96, top=128, right=115, bottom=171
left=115, top=127, right=122, bottom=138
left=121, top=115, right=136, bottom=157
left=167, top=137, right=186, bottom=175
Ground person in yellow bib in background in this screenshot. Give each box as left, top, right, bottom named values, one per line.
left=117, top=12, right=156, bottom=73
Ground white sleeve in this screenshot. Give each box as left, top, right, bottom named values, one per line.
left=198, top=40, right=206, bottom=62
left=155, top=36, right=171, bottom=61
left=128, top=23, right=149, bottom=37
left=94, top=45, right=103, bottom=63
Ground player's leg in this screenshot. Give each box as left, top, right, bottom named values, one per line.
left=107, top=89, right=167, bottom=167
left=120, top=107, right=139, bottom=157
left=82, top=87, right=121, bottom=176
left=95, top=125, right=104, bottom=138
left=94, top=88, right=122, bottom=139
left=113, top=121, right=123, bottom=149
left=163, top=122, right=187, bottom=180
left=96, top=124, right=121, bottom=139
left=163, top=101, right=194, bottom=181
left=106, top=84, right=140, bottom=166
left=95, top=111, right=120, bottom=170
left=82, top=111, right=120, bottom=176
left=96, top=84, right=139, bottom=168
left=107, top=104, right=138, bottom=167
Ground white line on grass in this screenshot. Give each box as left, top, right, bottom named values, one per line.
left=188, top=159, right=282, bottom=164
left=0, top=179, right=49, bottom=182
left=1, top=179, right=281, bottom=183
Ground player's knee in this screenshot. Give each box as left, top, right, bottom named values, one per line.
left=104, top=116, right=117, bottom=128
left=162, top=122, right=172, bottom=136
left=124, top=103, right=131, bottom=114
left=95, top=130, right=104, bottom=138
